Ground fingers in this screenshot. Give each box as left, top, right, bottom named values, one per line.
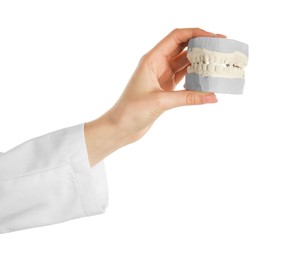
left=174, top=66, right=188, bottom=85
left=159, top=90, right=218, bottom=111
left=152, top=28, right=224, bottom=59
left=170, top=50, right=189, bottom=74
left=215, top=34, right=227, bottom=38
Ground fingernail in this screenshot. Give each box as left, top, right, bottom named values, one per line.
left=202, top=93, right=218, bottom=104
left=216, top=33, right=227, bottom=38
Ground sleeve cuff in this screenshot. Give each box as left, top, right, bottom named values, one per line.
left=67, top=123, right=108, bottom=216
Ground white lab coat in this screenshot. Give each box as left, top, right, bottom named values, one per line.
left=0, top=123, right=108, bottom=234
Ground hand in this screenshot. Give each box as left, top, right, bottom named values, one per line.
left=85, top=28, right=225, bottom=166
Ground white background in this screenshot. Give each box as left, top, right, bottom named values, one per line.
left=0, top=0, right=280, bottom=259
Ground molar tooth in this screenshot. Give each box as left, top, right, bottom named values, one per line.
left=235, top=67, right=244, bottom=78
left=242, top=56, right=248, bottom=67
left=232, top=67, right=238, bottom=75
left=237, top=68, right=243, bottom=77
left=233, top=55, right=240, bottom=65
left=227, top=66, right=233, bottom=75
left=224, top=57, right=232, bottom=66
left=236, top=56, right=242, bottom=66
left=216, top=56, right=224, bottom=64
left=238, top=55, right=248, bottom=68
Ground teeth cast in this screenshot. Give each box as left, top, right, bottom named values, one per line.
left=187, top=47, right=248, bottom=79
left=188, top=64, right=245, bottom=78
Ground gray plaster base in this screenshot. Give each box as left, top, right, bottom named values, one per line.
left=188, top=37, right=249, bottom=56
left=184, top=73, right=245, bottom=94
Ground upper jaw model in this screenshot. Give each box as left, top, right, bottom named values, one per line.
left=184, top=37, right=249, bottom=94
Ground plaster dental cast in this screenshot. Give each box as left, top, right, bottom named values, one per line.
left=0, top=28, right=247, bottom=234
left=184, top=37, right=248, bottom=94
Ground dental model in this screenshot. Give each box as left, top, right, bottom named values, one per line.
left=184, top=37, right=249, bottom=94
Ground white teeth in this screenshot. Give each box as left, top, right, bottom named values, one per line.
left=209, top=56, right=215, bottom=63
left=208, top=63, right=215, bottom=72
left=204, top=54, right=210, bottom=64
left=215, top=65, right=224, bottom=74
left=218, top=56, right=226, bottom=64
left=241, top=57, right=248, bottom=67
left=187, top=47, right=248, bottom=78
left=224, top=57, right=231, bottom=65
left=187, top=66, right=193, bottom=73
left=187, top=53, right=193, bottom=63
left=226, top=58, right=233, bottom=66
left=233, top=56, right=241, bottom=66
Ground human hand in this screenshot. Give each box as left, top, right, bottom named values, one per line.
left=107, top=28, right=224, bottom=141
left=85, top=28, right=225, bottom=166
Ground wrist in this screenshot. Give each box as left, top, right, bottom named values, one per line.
left=84, top=112, right=129, bottom=167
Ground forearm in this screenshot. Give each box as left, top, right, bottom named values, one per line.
left=0, top=124, right=108, bottom=234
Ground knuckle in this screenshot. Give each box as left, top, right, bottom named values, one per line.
left=172, top=28, right=180, bottom=33
left=171, top=28, right=181, bottom=36
left=139, top=53, right=148, bottom=65
left=192, top=27, right=202, bottom=31
left=154, top=92, right=166, bottom=110
left=139, top=53, right=152, bottom=66
left=186, top=92, right=200, bottom=105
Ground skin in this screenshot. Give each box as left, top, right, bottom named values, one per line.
left=84, top=28, right=225, bottom=167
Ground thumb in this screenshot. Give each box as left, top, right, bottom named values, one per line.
left=161, top=90, right=218, bottom=110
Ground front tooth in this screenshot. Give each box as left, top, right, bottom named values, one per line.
left=208, top=63, right=215, bottom=72
left=215, top=65, right=224, bottom=74
left=204, top=54, right=210, bottom=64
left=209, top=55, right=215, bottom=63
left=202, top=64, right=207, bottom=71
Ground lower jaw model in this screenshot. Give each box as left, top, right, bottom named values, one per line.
left=184, top=37, right=249, bottom=94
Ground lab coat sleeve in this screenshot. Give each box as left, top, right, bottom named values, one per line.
left=0, top=123, right=108, bottom=234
